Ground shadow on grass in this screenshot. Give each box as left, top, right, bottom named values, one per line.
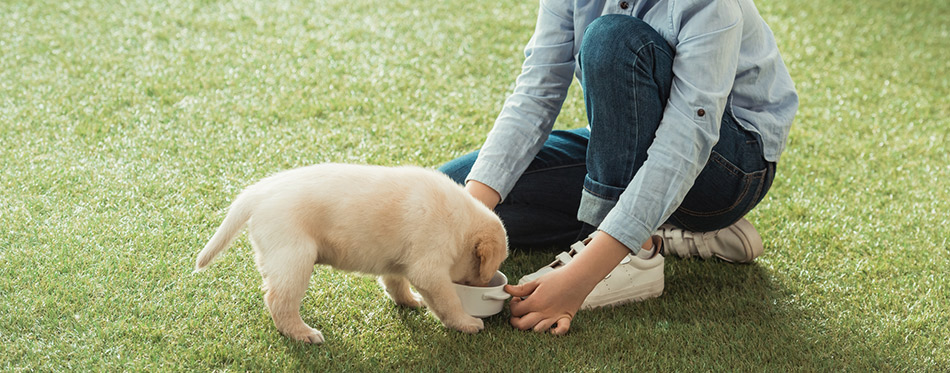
left=272, top=251, right=877, bottom=370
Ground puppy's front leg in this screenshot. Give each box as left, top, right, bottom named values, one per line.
left=410, top=274, right=483, bottom=334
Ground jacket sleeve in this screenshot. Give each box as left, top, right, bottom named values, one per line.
left=466, top=0, right=578, bottom=201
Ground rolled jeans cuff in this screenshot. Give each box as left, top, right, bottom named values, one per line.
left=578, top=174, right=626, bottom=223
left=578, top=192, right=616, bottom=229
left=579, top=190, right=655, bottom=254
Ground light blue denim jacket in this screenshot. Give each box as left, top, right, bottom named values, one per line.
left=467, top=0, right=798, bottom=251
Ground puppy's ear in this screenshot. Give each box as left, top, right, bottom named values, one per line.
left=472, top=228, right=508, bottom=283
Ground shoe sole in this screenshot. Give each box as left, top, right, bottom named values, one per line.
left=581, top=278, right=664, bottom=310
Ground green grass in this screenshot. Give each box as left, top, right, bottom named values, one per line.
left=1, top=0, right=948, bottom=370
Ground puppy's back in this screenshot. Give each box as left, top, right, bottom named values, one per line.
left=248, top=164, right=464, bottom=215
left=246, top=164, right=478, bottom=270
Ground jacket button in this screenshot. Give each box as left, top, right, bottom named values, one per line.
left=697, top=108, right=706, bottom=117
left=619, top=1, right=630, bottom=9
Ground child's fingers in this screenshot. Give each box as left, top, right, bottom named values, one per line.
left=504, top=282, right=538, bottom=298
left=551, top=316, right=572, bottom=336
left=532, top=317, right=559, bottom=333
left=508, top=296, right=531, bottom=317
left=510, top=312, right=544, bottom=331
left=509, top=295, right=542, bottom=317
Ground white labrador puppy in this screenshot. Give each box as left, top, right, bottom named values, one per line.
left=195, top=163, right=508, bottom=344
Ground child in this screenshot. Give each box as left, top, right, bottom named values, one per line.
left=440, top=0, right=798, bottom=334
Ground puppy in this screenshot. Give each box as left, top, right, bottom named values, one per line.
left=195, top=163, right=508, bottom=344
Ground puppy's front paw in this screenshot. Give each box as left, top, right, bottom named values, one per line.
left=393, top=292, right=424, bottom=308
left=385, top=291, right=423, bottom=308
left=285, top=327, right=325, bottom=344
left=404, top=294, right=424, bottom=308
left=448, top=316, right=484, bottom=334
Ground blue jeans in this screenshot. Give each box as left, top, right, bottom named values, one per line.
left=440, top=15, right=775, bottom=248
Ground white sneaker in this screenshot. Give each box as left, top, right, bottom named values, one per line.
left=518, top=233, right=664, bottom=310
left=655, top=218, right=763, bottom=263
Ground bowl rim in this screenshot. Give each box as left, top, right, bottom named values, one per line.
left=453, top=270, right=508, bottom=290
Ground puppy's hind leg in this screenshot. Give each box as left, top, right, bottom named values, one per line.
left=379, top=275, right=423, bottom=308
left=258, top=241, right=324, bottom=344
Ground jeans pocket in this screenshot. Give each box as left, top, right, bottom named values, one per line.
left=671, top=151, right=771, bottom=232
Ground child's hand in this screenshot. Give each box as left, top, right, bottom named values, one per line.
left=505, top=267, right=591, bottom=335
left=505, top=231, right=635, bottom=335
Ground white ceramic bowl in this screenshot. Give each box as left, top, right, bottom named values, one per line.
left=454, top=271, right=511, bottom=318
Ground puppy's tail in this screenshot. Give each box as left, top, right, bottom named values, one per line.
left=195, top=191, right=255, bottom=272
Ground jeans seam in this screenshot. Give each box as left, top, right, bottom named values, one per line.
left=678, top=177, right=751, bottom=217
left=709, top=151, right=742, bottom=178
left=677, top=154, right=767, bottom=217
left=634, top=40, right=673, bottom=62
left=582, top=174, right=618, bottom=200
left=746, top=175, right=765, bottom=212
left=522, top=162, right=586, bottom=176
left=582, top=185, right=613, bottom=200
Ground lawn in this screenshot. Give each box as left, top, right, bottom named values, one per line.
left=1, top=0, right=948, bottom=370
